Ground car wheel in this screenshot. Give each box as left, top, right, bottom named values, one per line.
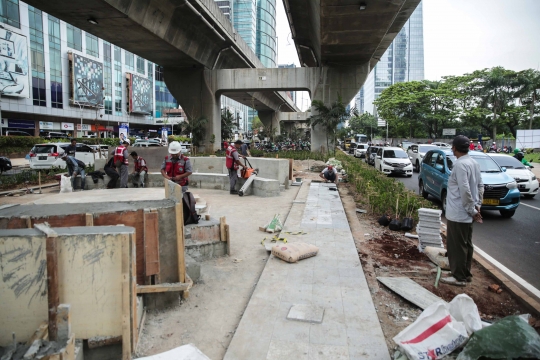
left=500, top=210, right=516, bottom=218
left=524, top=194, right=536, bottom=199
left=419, top=180, right=428, bottom=199
left=441, top=191, right=447, bottom=215
left=415, top=160, right=420, bottom=173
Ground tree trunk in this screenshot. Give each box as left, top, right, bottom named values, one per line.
left=492, top=109, right=497, bottom=142
left=530, top=92, right=536, bottom=130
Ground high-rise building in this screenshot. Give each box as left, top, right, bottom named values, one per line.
left=214, top=0, right=277, bottom=131
left=0, top=0, right=179, bottom=138
left=355, top=1, right=424, bottom=114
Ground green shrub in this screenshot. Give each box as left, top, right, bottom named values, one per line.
left=336, top=152, right=435, bottom=220
left=167, top=136, right=191, bottom=143
left=0, top=136, right=42, bottom=148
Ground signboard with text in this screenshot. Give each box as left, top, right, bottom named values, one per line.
left=39, top=121, right=53, bottom=130
left=62, top=122, right=74, bottom=131
left=442, top=128, right=456, bottom=136
left=76, top=124, right=91, bottom=131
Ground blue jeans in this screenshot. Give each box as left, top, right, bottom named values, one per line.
left=71, top=169, right=86, bottom=190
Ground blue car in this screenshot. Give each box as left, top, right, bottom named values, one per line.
left=418, top=149, right=520, bottom=218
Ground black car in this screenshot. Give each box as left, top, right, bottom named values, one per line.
left=365, top=146, right=379, bottom=166
left=0, top=157, right=12, bottom=173
left=348, top=142, right=358, bottom=154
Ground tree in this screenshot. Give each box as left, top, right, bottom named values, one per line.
left=515, top=69, right=540, bottom=130
left=349, top=112, right=377, bottom=138
left=252, top=116, right=263, bottom=130
left=183, top=115, right=208, bottom=148
left=310, top=94, right=357, bottom=154
left=221, top=109, right=235, bottom=141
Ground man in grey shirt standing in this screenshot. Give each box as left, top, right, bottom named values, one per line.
left=441, top=135, right=484, bottom=287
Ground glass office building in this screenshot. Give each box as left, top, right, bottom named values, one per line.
left=255, top=0, right=276, bottom=68
left=355, top=1, right=424, bottom=115
left=0, top=0, right=178, bottom=138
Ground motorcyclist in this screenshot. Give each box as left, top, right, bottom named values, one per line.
left=489, top=142, right=497, bottom=152
left=513, top=148, right=534, bottom=168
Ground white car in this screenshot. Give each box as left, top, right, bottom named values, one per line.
left=407, top=144, right=438, bottom=172
left=432, top=142, right=451, bottom=148
left=354, top=143, right=369, bottom=158
left=374, top=147, right=413, bottom=177
left=29, top=143, right=96, bottom=169
left=489, top=154, right=539, bottom=199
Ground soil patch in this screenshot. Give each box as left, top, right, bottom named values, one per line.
left=340, top=182, right=539, bottom=354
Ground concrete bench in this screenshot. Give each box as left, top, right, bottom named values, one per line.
left=83, top=172, right=281, bottom=197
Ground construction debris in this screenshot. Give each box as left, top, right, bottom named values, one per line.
left=377, top=277, right=445, bottom=310
left=136, top=343, right=211, bottom=360
left=488, top=284, right=503, bottom=294
left=416, top=208, right=444, bottom=252
left=259, top=214, right=283, bottom=233
left=423, top=246, right=450, bottom=270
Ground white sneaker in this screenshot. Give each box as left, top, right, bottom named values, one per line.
left=440, top=276, right=467, bottom=287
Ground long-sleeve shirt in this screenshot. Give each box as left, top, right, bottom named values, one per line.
left=446, top=154, right=484, bottom=223
left=65, top=156, right=81, bottom=176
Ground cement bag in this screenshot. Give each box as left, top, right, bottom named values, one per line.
left=448, top=294, right=482, bottom=335
left=393, top=301, right=469, bottom=360
left=272, top=243, right=319, bottom=263
left=60, top=176, right=73, bottom=193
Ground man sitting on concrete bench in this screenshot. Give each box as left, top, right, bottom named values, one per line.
left=130, top=151, right=148, bottom=188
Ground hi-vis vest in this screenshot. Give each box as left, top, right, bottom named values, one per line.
left=164, top=155, right=189, bottom=186
left=226, top=145, right=238, bottom=170
left=114, top=145, right=128, bottom=165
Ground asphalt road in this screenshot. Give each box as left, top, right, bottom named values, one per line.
left=386, top=167, right=540, bottom=290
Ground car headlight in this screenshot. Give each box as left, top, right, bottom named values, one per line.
left=506, top=181, right=518, bottom=189
left=409, top=156, right=413, bottom=160
left=383, top=161, right=392, bottom=166
left=531, top=172, right=536, bottom=181
left=420, top=154, right=424, bottom=158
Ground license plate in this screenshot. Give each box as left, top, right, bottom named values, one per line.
left=482, top=198, right=499, bottom=206
left=519, top=184, right=526, bottom=189
left=39, top=156, right=47, bottom=160
left=393, top=169, right=405, bottom=173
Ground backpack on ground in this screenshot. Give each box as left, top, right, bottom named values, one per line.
left=183, top=192, right=200, bottom=225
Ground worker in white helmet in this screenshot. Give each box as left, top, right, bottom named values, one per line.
left=161, top=141, right=192, bottom=193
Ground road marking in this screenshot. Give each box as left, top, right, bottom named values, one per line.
left=521, top=203, right=540, bottom=211
left=474, top=246, right=540, bottom=300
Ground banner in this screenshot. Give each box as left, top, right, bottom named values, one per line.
left=61, top=122, right=74, bottom=131
left=119, top=123, right=129, bottom=143
left=161, top=128, right=168, bottom=139
left=8, top=119, right=34, bottom=128
left=0, top=25, right=30, bottom=98
left=39, top=121, right=53, bottom=130
left=76, top=124, right=91, bottom=131
left=70, top=53, right=104, bottom=106
left=442, top=128, right=456, bottom=136
left=126, top=73, right=152, bottom=114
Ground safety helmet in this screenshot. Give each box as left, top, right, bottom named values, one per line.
left=169, top=141, right=182, bottom=154
left=123, top=138, right=131, bottom=145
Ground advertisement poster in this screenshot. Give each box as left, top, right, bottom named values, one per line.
left=119, top=123, right=129, bottom=143
left=0, top=25, right=29, bottom=98
left=161, top=128, right=168, bottom=139
left=71, top=53, right=104, bottom=106
left=127, top=73, right=152, bottom=114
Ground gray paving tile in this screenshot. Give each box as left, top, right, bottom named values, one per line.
left=266, top=339, right=309, bottom=360
left=287, top=304, right=325, bottom=324
left=271, top=313, right=312, bottom=343
left=309, top=344, right=349, bottom=360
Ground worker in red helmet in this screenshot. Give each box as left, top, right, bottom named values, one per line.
left=319, top=164, right=339, bottom=185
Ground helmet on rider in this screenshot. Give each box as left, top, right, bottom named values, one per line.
left=168, top=141, right=182, bottom=154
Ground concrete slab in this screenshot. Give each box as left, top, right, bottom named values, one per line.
left=224, top=182, right=390, bottom=360
left=30, top=188, right=166, bottom=204
left=376, top=277, right=445, bottom=309
left=287, top=304, right=325, bottom=324
left=136, top=344, right=211, bottom=360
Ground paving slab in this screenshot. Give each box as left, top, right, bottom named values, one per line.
left=376, top=277, right=445, bottom=309
left=224, top=182, right=390, bottom=360
left=287, top=304, right=325, bottom=324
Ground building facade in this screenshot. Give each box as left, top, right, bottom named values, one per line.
left=355, top=1, right=424, bottom=115
left=0, top=0, right=179, bottom=138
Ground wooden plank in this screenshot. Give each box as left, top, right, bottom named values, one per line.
left=289, top=158, right=293, bottom=180
left=377, top=277, right=445, bottom=310
left=220, top=216, right=226, bottom=242
left=130, top=232, right=138, bottom=354
left=22, top=215, right=32, bottom=228
left=88, top=335, right=122, bottom=349
left=121, top=234, right=132, bottom=360
left=225, top=224, right=231, bottom=256
left=136, top=309, right=146, bottom=354
left=25, top=322, right=48, bottom=345
left=175, top=203, right=186, bottom=283
left=85, top=213, right=93, bottom=226
left=143, top=211, right=160, bottom=276
left=136, top=283, right=190, bottom=294
left=46, top=236, right=59, bottom=341
left=182, top=274, right=193, bottom=300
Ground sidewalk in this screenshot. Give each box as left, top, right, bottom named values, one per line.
left=224, top=181, right=389, bottom=360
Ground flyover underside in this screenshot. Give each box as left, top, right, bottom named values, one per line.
left=220, top=91, right=297, bottom=113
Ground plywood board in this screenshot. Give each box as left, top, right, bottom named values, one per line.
left=0, top=233, right=48, bottom=345
left=175, top=203, right=186, bottom=283
left=144, top=212, right=160, bottom=276
left=377, top=277, right=445, bottom=310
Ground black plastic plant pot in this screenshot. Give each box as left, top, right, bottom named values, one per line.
left=378, top=215, right=391, bottom=226
left=401, top=217, right=414, bottom=231
left=389, top=219, right=402, bottom=231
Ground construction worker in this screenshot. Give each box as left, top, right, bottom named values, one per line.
left=129, top=151, right=148, bottom=188
left=320, top=164, right=339, bottom=185
left=161, top=141, right=192, bottom=193
left=114, top=138, right=130, bottom=188
left=226, top=140, right=247, bottom=195
left=60, top=153, right=86, bottom=190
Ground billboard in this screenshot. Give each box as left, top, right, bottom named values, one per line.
left=126, top=73, right=152, bottom=114
left=516, top=129, right=540, bottom=149
left=0, top=25, right=29, bottom=98
left=69, top=52, right=104, bottom=106
left=119, top=123, right=129, bottom=142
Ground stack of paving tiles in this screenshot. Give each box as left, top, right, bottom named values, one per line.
left=417, top=208, right=443, bottom=252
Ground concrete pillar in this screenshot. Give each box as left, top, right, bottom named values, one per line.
left=310, top=64, right=370, bottom=152
left=164, top=68, right=220, bottom=153
left=258, top=111, right=281, bottom=141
